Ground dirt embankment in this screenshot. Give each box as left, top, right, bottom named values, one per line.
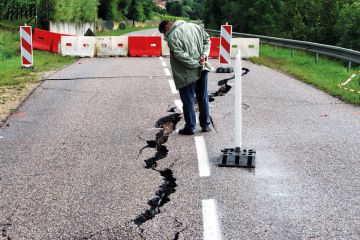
left=0, top=82, right=40, bottom=124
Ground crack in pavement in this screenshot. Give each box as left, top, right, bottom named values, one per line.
left=45, top=76, right=171, bottom=81
left=40, top=86, right=95, bottom=93
left=0, top=218, right=12, bottom=240
left=172, top=218, right=186, bottom=240
left=134, top=113, right=183, bottom=238
left=209, top=75, right=235, bottom=102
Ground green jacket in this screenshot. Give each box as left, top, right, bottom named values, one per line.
left=164, top=20, right=211, bottom=89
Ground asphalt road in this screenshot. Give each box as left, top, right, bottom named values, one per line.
left=1, top=29, right=360, bottom=240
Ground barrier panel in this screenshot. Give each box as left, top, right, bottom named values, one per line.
left=162, top=39, right=170, bottom=57
left=128, top=36, right=161, bottom=57
left=209, top=37, right=220, bottom=58
left=33, top=28, right=53, bottom=52
left=61, top=36, right=96, bottom=57
left=231, top=38, right=259, bottom=59
left=96, top=36, right=128, bottom=57
left=33, top=28, right=71, bottom=53
left=52, top=32, right=71, bottom=53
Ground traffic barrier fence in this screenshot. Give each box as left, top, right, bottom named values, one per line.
left=231, top=38, right=260, bottom=59
left=128, top=36, right=161, bottom=57
left=61, top=36, right=96, bottom=57
left=33, top=28, right=71, bottom=53
left=209, top=37, right=220, bottom=58
left=96, top=36, right=128, bottom=57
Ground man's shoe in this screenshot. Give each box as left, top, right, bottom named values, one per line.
left=178, top=128, right=195, bottom=135
left=202, top=127, right=211, bottom=132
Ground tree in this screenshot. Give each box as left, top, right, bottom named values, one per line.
left=127, top=0, right=145, bottom=26
left=246, top=0, right=281, bottom=36
left=336, top=1, right=360, bottom=50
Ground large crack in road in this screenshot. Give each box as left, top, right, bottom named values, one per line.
left=134, top=113, right=182, bottom=239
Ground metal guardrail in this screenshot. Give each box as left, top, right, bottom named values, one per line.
left=206, top=29, right=360, bottom=70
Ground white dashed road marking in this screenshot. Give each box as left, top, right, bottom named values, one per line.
left=202, top=199, right=222, bottom=240
left=174, top=99, right=183, bottom=113
left=161, top=61, right=167, bottom=67
left=164, top=68, right=171, bottom=76
left=168, top=79, right=178, bottom=94
left=159, top=56, right=164, bottom=61
left=194, top=136, right=210, bottom=177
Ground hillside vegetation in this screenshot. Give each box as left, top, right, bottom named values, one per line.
left=203, top=0, right=360, bottom=51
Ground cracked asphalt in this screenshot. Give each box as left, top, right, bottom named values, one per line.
left=1, top=29, right=360, bottom=239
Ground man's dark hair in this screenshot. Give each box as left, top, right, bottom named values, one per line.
left=159, top=20, right=170, bottom=34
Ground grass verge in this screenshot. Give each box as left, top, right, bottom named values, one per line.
left=0, top=20, right=77, bottom=87
left=250, top=44, right=360, bottom=105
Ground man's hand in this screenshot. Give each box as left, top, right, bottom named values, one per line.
left=199, top=54, right=207, bottom=65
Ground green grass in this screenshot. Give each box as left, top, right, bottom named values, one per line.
left=96, top=26, right=156, bottom=36
left=250, top=44, right=360, bottom=104
left=0, top=20, right=77, bottom=87
left=0, top=50, right=76, bottom=86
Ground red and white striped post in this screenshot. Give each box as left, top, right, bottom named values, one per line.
left=20, top=25, right=33, bottom=68
left=219, top=24, right=232, bottom=65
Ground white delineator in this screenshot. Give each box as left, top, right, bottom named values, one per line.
left=219, top=24, right=232, bottom=65
left=20, top=26, right=33, bottom=67
left=235, top=50, right=242, bottom=149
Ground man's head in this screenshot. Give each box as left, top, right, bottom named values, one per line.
left=159, top=20, right=173, bottom=34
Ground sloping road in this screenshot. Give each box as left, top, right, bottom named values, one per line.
left=1, top=29, right=360, bottom=240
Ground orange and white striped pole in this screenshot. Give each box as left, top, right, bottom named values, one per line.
left=219, top=23, right=232, bottom=65
left=20, top=25, right=33, bottom=68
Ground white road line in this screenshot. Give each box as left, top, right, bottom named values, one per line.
left=159, top=56, right=164, bottom=61
left=161, top=61, right=167, bottom=67
left=194, top=136, right=210, bottom=177
left=0, top=136, right=4, bottom=139
left=164, top=68, right=171, bottom=76
left=202, top=199, right=222, bottom=240
left=174, top=99, right=183, bottom=113
left=168, top=79, right=178, bottom=94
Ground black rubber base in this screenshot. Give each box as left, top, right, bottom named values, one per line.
left=219, top=147, right=256, bottom=168
left=216, top=67, right=234, bottom=73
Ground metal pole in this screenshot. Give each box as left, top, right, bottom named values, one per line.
left=235, top=49, right=242, bottom=150
left=35, top=0, right=37, bottom=28
left=315, top=53, right=319, bottom=63
left=348, top=62, right=352, bottom=72
left=291, top=49, right=294, bottom=58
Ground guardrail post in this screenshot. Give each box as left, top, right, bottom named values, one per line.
left=347, top=62, right=352, bottom=72
left=315, top=53, right=319, bottom=63
left=291, top=49, right=294, bottom=58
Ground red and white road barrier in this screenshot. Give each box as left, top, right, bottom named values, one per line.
left=220, top=24, right=232, bottom=64
left=20, top=26, right=33, bottom=67
left=338, top=72, right=360, bottom=94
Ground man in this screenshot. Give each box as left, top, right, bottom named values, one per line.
left=159, top=20, right=212, bottom=135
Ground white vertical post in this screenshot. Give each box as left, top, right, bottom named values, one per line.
left=235, top=50, right=242, bottom=149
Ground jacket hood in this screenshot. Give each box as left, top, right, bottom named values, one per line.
left=164, top=20, right=186, bottom=40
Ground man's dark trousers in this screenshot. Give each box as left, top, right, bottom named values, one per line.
left=179, top=71, right=210, bottom=132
